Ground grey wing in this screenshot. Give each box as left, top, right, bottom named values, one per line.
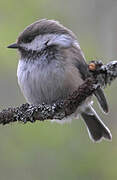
left=94, top=87, right=109, bottom=113
left=72, top=45, right=109, bottom=113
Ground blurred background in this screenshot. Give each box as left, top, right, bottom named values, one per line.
left=0, top=0, right=117, bottom=179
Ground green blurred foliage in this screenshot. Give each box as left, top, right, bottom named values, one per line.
left=0, top=0, right=117, bottom=179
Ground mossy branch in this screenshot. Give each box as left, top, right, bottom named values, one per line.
left=0, top=60, right=117, bottom=125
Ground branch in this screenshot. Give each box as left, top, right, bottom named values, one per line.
left=0, top=78, right=96, bottom=125
left=0, top=60, right=117, bottom=125
left=88, top=60, right=117, bottom=87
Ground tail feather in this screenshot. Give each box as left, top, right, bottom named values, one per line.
left=81, top=106, right=112, bottom=142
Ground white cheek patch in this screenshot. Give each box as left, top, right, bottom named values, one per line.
left=21, top=34, right=79, bottom=51
left=47, top=34, right=73, bottom=48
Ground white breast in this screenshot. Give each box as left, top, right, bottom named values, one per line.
left=17, top=59, right=67, bottom=105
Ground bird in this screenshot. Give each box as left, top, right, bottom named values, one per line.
left=7, top=19, right=112, bottom=142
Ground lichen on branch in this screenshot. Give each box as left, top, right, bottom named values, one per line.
left=0, top=60, right=117, bottom=125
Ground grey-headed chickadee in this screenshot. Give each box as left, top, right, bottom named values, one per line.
left=8, top=19, right=112, bottom=142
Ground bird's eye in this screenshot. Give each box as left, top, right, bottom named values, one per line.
left=24, top=36, right=34, bottom=43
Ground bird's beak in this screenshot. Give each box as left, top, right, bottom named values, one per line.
left=7, top=43, right=19, bottom=49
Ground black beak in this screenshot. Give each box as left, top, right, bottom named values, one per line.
left=7, top=43, right=19, bottom=49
